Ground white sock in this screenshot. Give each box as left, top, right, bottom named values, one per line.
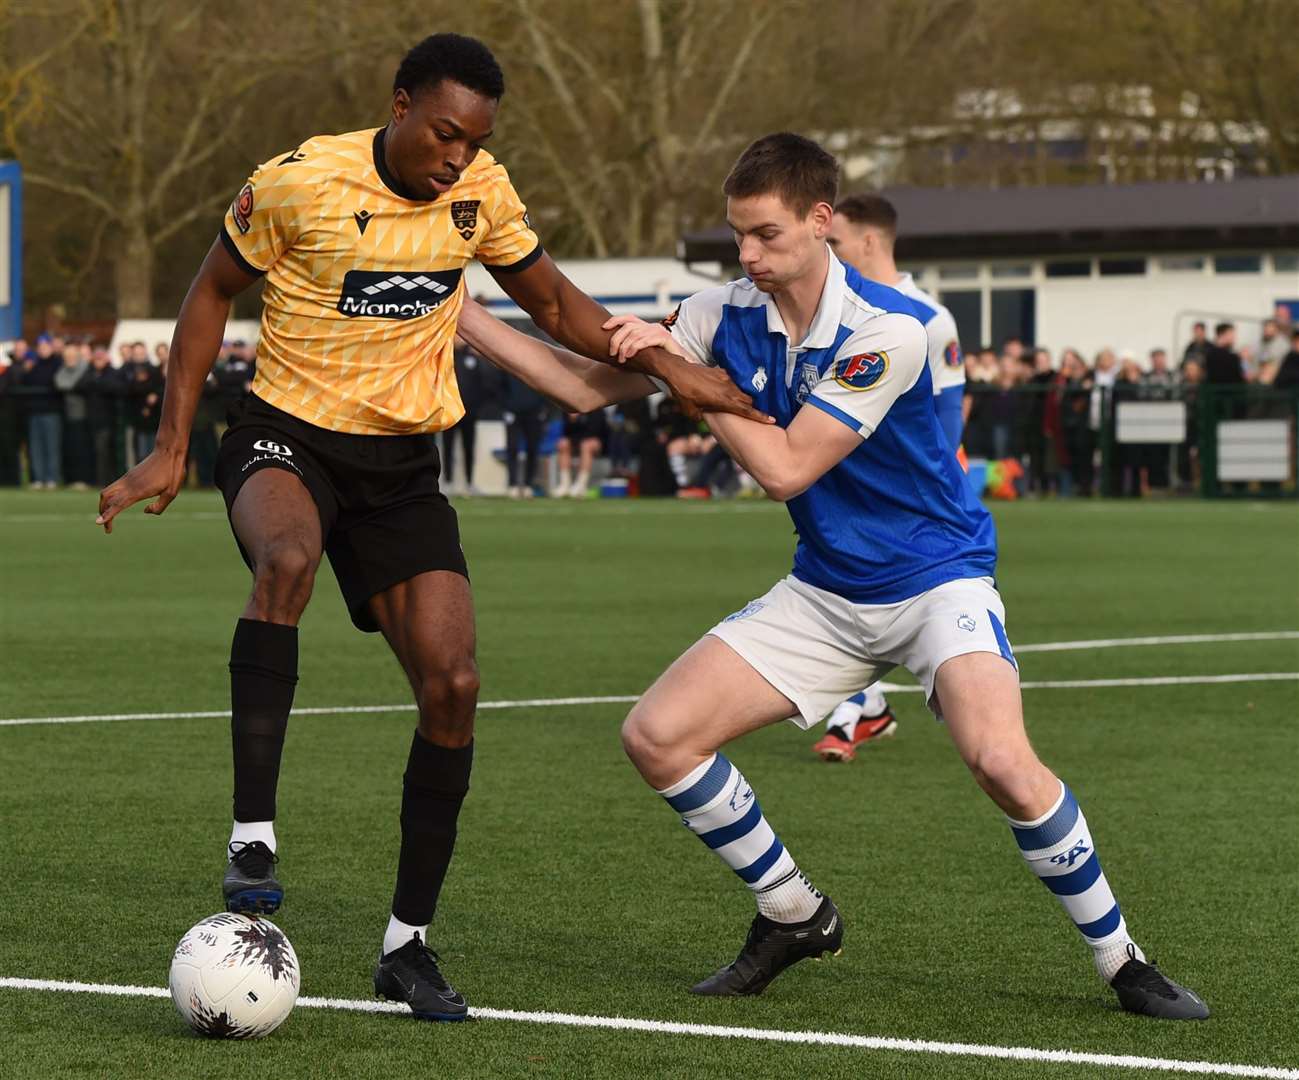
left=658, top=753, right=823, bottom=924
left=827, top=698, right=863, bottom=737
left=669, top=453, right=689, bottom=486
left=382, top=915, right=427, bottom=957
left=861, top=683, right=889, bottom=718
left=755, top=868, right=824, bottom=922
left=229, top=819, right=276, bottom=854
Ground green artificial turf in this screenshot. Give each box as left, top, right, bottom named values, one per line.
left=1, top=492, right=1296, bottom=1079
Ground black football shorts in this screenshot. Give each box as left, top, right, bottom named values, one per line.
left=215, top=394, right=467, bottom=632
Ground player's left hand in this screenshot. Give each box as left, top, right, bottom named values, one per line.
left=603, top=315, right=687, bottom=364
left=603, top=315, right=772, bottom=424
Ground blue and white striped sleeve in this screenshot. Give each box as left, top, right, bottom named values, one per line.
left=807, top=312, right=927, bottom=437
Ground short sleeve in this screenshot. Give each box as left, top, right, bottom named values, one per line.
left=662, top=287, right=725, bottom=368
left=476, top=167, right=543, bottom=272
left=220, top=154, right=315, bottom=276
left=807, top=312, right=927, bottom=437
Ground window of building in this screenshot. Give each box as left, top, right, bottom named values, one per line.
left=991, top=288, right=1036, bottom=348
left=1098, top=257, right=1147, bottom=276
left=1272, top=253, right=1299, bottom=274
left=990, top=263, right=1032, bottom=279
left=1158, top=255, right=1206, bottom=273
left=940, top=289, right=982, bottom=350
left=1045, top=260, right=1092, bottom=278
left=1214, top=254, right=1263, bottom=274
left=938, top=265, right=979, bottom=280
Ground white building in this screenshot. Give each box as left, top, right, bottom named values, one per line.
left=680, top=176, right=1299, bottom=365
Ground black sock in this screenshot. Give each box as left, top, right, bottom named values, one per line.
left=229, top=618, right=298, bottom=824
left=392, top=731, right=473, bottom=926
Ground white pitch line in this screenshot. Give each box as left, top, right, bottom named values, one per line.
left=1015, top=631, right=1299, bottom=654
left=0, top=977, right=1293, bottom=1079
left=3, top=673, right=1297, bottom=729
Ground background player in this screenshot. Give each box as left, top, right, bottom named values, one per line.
left=810, top=193, right=970, bottom=762
left=456, top=133, right=1208, bottom=1020
left=94, top=33, right=763, bottom=1023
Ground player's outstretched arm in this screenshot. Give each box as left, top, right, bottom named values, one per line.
left=487, top=252, right=772, bottom=424
left=96, top=239, right=259, bottom=533
left=455, top=299, right=654, bottom=411
left=704, top=408, right=862, bottom=502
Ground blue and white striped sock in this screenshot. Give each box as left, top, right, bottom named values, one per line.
left=1008, top=781, right=1145, bottom=982
left=658, top=753, right=822, bottom=923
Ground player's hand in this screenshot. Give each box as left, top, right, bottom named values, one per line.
left=602, top=315, right=686, bottom=364
left=602, top=315, right=773, bottom=423
left=95, top=445, right=189, bottom=534
left=664, top=363, right=772, bottom=423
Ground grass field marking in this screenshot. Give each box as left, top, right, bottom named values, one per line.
left=2, top=977, right=1296, bottom=1079
left=1015, top=631, right=1299, bottom=654
left=2, top=673, right=1297, bottom=728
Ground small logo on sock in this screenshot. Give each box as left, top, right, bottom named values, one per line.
left=728, top=775, right=753, bottom=811
left=1050, top=840, right=1091, bottom=868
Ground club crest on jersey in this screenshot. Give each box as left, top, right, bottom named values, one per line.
left=451, top=200, right=480, bottom=241
left=835, top=351, right=888, bottom=391
left=795, top=362, right=820, bottom=404
left=751, top=368, right=768, bottom=392
left=944, top=339, right=962, bottom=368
left=232, top=183, right=254, bottom=235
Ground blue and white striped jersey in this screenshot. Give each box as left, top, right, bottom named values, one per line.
left=668, top=251, right=995, bottom=604
left=893, top=272, right=965, bottom=451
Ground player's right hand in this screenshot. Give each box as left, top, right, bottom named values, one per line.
left=666, top=363, right=772, bottom=423
left=96, top=446, right=189, bottom=534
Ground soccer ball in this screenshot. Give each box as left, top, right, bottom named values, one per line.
left=169, top=913, right=300, bottom=1038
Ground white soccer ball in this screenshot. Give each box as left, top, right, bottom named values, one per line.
left=169, top=913, right=300, bottom=1038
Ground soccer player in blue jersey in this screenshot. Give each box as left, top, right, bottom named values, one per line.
left=808, top=193, right=970, bottom=762
left=452, top=133, right=1206, bottom=1019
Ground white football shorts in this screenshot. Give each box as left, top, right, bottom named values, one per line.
left=707, top=575, right=1018, bottom=728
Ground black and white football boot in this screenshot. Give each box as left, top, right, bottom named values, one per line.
left=691, top=896, right=843, bottom=996
left=222, top=841, right=283, bottom=916
left=1109, top=944, right=1209, bottom=1019
left=374, top=932, right=469, bottom=1021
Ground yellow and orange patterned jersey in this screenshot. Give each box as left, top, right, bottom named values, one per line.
left=221, top=127, right=541, bottom=435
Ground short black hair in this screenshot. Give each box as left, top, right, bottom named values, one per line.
left=1215, top=321, right=1234, bottom=336
left=835, top=193, right=898, bottom=240
left=722, top=133, right=839, bottom=217
left=394, top=33, right=505, bottom=101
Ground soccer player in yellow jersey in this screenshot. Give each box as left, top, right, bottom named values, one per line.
left=94, top=33, right=765, bottom=1021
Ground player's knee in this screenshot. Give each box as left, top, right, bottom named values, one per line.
left=621, top=705, right=674, bottom=771
left=968, top=743, right=1042, bottom=816
left=250, top=542, right=317, bottom=618
left=415, top=660, right=480, bottom=721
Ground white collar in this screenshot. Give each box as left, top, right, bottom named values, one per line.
left=761, top=248, right=845, bottom=350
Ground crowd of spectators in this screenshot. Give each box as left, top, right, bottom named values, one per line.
left=2, top=302, right=1296, bottom=498
left=963, top=305, right=1299, bottom=497
left=0, top=334, right=254, bottom=489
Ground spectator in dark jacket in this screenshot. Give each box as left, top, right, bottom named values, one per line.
left=1182, top=322, right=1210, bottom=368
left=442, top=333, right=491, bottom=494
left=1273, top=330, right=1299, bottom=390
left=126, top=354, right=165, bottom=464
left=501, top=370, right=548, bottom=498
left=21, top=337, right=65, bottom=487
left=80, top=345, right=124, bottom=485
left=1204, top=323, right=1245, bottom=385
